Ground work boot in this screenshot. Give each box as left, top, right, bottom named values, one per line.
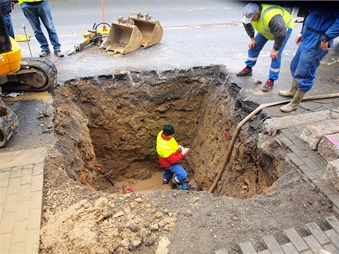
left=170, top=177, right=181, bottom=190
left=186, top=183, right=196, bottom=190
left=54, top=50, right=64, bottom=57
left=163, top=178, right=170, bottom=184
left=278, top=78, right=298, bottom=97
left=280, top=89, right=306, bottom=113
left=261, top=79, right=274, bottom=92
left=39, top=50, right=51, bottom=57
left=236, top=67, right=252, bottom=77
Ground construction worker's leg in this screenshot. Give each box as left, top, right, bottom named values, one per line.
left=20, top=3, right=49, bottom=51
left=294, top=46, right=328, bottom=92
left=245, top=33, right=268, bottom=68
left=290, top=46, right=302, bottom=78
left=3, top=14, right=14, bottom=38
left=269, top=28, right=293, bottom=81
left=168, top=164, right=188, bottom=190
left=37, top=1, right=61, bottom=51
left=281, top=45, right=328, bottom=112
left=163, top=168, right=173, bottom=184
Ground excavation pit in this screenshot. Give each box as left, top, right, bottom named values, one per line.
left=53, top=65, right=281, bottom=198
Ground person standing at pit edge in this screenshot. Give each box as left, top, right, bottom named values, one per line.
left=279, top=8, right=339, bottom=113
left=156, top=124, right=191, bottom=190
left=18, top=0, right=64, bottom=57
left=237, top=3, right=294, bottom=92
left=0, top=0, right=15, bottom=38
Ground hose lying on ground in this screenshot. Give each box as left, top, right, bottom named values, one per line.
left=208, top=93, right=339, bottom=194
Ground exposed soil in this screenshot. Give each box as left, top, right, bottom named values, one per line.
left=40, top=65, right=336, bottom=254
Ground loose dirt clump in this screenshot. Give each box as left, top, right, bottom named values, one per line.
left=40, top=65, right=337, bottom=254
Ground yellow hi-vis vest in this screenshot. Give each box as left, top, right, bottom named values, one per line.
left=156, top=131, right=179, bottom=158
left=18, top=0, right=43, bottom=4
left=252, top=4, right=294, bottom=40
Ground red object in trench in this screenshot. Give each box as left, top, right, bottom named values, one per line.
left=223, top=131, right=229, bottom=140
left=123, top=186, right=135, bottom=194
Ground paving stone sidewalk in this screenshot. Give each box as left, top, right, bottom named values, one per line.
left=0, top=147, right=47, bottom=254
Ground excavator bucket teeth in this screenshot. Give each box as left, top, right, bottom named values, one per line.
left=128, top=17, right=163, bottom=48
left=100, top=21, right=142, bottom=55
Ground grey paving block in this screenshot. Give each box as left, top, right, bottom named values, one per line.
left=293, top=138, right=309, bottom=152
left=314, top=169, right=326, bottom=178
left=262, top=235, right=284, bottom=254
left=286, top=153, right=306, bottom=167
left=257, top=250, right=271, bottom=254
left=322, top=243, right=339, bottom=254
left=315, top=159, right=328, bottom=170
left=238, top=241, right=256, bottom=254
left=325, top=216, right=339, bottom=234
left=276, top=133, right=293, bottom=147
left=328, top=193, right=339, bottom=213
left=313, top=179, right=336, bottom=196
left=281, top=242, right=299, bottom=254
left=300, top=250, right=315, bottom=254
left=302, top=156, right=322, bottom=170
left=290, top=127, right=302, bottom=138
left=305, top=222, right=330, bottom=245
left=215, top=248, right=229, bottom=254
left=325, top=229, right=339, bottom=249
left=303, top=235, right=322, bottom=253
left=283, top=228, right=309, bottom=252
left=282, top=129, right=296, bottom=140
left=299, top=165, right=320, bottom=181
left=289, top=144, right=307, bottom=158
left=303, top=148, right=323, bottom=163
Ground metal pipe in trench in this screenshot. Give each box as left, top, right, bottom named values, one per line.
left=208, top=92, right=339, bottom=194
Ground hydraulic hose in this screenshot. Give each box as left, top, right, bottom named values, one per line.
left=208, top=92, right=339, bottom=194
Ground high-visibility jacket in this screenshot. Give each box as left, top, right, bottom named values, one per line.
left=18, top=0, right=42, bottom=5
left=156, top=131, right=184, bottom=168
left=252, top=4, right=294, bottom=40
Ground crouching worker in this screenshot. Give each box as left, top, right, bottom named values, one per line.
left=156, top=124, right=190, bottom=190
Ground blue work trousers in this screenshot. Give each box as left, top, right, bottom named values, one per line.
left=163, top=164, right=188, bottom=190
left=290, top=38, right=329, bottom=92
left=3, top=14, right=14, bottom=38
left=20, top=1, right=61, bottom=51
left=245, top=28, right=293, bottom=81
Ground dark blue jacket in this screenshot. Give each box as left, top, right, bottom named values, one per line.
left=0, top=0, right=12, bottom=15
left=302, top=9, right=339, bottom=47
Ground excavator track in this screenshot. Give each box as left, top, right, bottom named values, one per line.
left=1, top=57, right=58, bottom=92
left=0, top=97, right=19, bottom=148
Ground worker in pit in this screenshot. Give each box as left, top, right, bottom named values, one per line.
left=156, top=124, right=190, bottom=190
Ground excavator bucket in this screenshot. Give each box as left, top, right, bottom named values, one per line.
left=100, top=17, right=142, bottom=55
left=128, top=13, right=163, bottom=48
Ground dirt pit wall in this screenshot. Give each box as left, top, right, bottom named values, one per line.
left=52, top=65, right=280, bottom=198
